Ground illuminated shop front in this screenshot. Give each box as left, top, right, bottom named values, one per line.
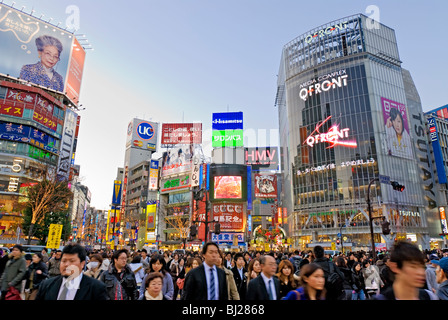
left=276, top=14, right=434, bottom=250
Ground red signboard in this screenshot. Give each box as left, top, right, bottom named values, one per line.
left=254, top=174, right=278, bottom=198
left=212, top=203, right=244, bottom=231
left=5, top=88, right=37, bottom=106
left=0, top=103, right=23, bottom=118
left=161, top=123, right=202, bottom=145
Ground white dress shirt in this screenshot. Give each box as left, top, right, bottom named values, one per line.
left=260, top=272, right=277, bottom=300
left=203, top=263, right=219, bottom=300
left=57, top=272, right=83, bottom=300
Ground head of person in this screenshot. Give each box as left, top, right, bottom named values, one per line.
left=55, top=250, right=62, bottom=260
left=313, top=245, right=325, bottom=259
left=131, top=255, right=141, bottom=264
left=149, top=254, right=167, bottom=274
left=432, top=257, right=448, bottom=284
left=244, top=252, right=251, bottom=262
left=390, top=107, right=404, bottom=135
left=35, top=35, right=63, bottom=69
left=179, top=257, right=185, bottom=267
left=234, top=253, right=245, bottom=269
left=60, top=244, right=87, bottom=278
left=388, top=241, right=426, bottom=288
left=260, top=255, right=277, bottom=278
left=88, top=254, right=103, bottom=270
left=41, top=248, right=48, bottom=255
left=352, top=261, right=362, bottom=273
left=335, top=256, right=347, bottom=268
left=11, top=244, right=23, bottom=258
left=141, top=249, right=147, bottom=258
left=277, top=260, right=297, bottom=288
left=32, top=252, right=43, bottom=264
left=113, top=249, right=129, bottom=271
left=248, top=257, right=261, bottom=275
left=299, top=263, right=326, bottom=300
left=25, top=253, right=33, bottom=265
left=144, top=272, right=164, bottom=298
left=202, top=242, right=220, bottom=267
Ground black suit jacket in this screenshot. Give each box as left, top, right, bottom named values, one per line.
left=35, top=274, right=108, bottom=300
left=246, top=274, right=281, bottom=300
left=231, top=266, right=247, bottom=299
left=181, top=264, right=228, bottom=300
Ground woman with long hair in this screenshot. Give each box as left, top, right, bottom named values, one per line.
left=283, top=263, right=326, bottom=300
left=245, top=257, right=262, bottom=288
left=139, top=254, right=174, bottom=300
left=276, top=259, right=299, bottom=299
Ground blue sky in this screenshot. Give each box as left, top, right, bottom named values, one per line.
left=7, top=0, right=448, bottom=209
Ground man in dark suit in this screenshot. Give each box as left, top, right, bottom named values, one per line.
left=181, top=242, right=228, bottom=300
left=246, top=255, right=281, bottom=300
left=231, top=253, right=247, bottom=300
left=36, top=244, right=108, bottom=300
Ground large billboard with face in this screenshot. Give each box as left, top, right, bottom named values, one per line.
left=161, top=145, right=200, bottom=177
left=0, top=4, right=86, bottom=101
left=381, top=97, right=413, bottom=159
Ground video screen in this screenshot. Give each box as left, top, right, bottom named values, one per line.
left=214, top=176, right=242, bottom=199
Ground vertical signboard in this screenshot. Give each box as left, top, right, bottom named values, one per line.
left=46, top=224, right=63, bottom=249
left=428, top=117, right=447, bottom=184
left=439, top=207, right=448, bottom=235
left=65, top=37, right=86, bottom=103
left=146, top=202, right=157, bottom=231
left=247, top=165, right=252, bottom=210
left=57, top=108, right=77, bottom=181
left=191, top=155, right=201, bottom=187
left=149, top=160, right=159, bottom=190
left=112, top=180, right=122, bottom=206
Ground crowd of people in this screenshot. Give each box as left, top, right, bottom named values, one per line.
left=0, top=241, right=447, bottom=301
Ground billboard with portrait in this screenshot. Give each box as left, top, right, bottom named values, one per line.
left=0, top=4, right=85, bottom=100
left=161, top=144, right=200, bottom=177
left=254, top=174, right=278, bottom=198
left=381, top=97, right=413, bottom=159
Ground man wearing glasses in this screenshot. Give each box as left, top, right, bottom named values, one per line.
left=246, top=255, right=281, bottom=300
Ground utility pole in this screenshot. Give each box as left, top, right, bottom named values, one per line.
left=367, top=178, right=379, bottom=261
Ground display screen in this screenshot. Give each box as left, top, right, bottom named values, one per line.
left=214, top=176, right=242, bottom=199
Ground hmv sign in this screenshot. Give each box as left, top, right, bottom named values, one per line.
left=245, top=147, right=279, bottom=171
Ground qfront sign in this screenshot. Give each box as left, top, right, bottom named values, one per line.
left=299, top=69, right=348, bottom=101
left=304, top=116, right=357, bottom=149
left=305, top=21, right=348, bottom=44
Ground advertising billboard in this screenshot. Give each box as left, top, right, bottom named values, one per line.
left=161, top=145, right=196, bottom=177
left=160, top=174, right=191, bottom=193
left=439, top=207, right=448, bottom=235
left=245, top=147, right=279, bottom=171
left=214, top=176, right=242, bottom=199
left=161, top=123, right=202, bottom=145
left=212, top=112, right=243, bottom=131
left=212, top=129, right=243, bottom=147
left=209, top=164, right=247, bottom=202
left=212, top=203, right=244, bottom=231
left=149, top=160, right=159, bottom=190
left=146, top=203, right=157, bottom=231
left=254, top=174, right=278, bottom=198
left=126, top=118, right=158, bottom=151
left=0, top=4, right=85, bottom=100
left=381, top=97, right=413, bottom=159
left=57, top=108, right=77, bottom=181
left=427, top=117, right=447, bottom=184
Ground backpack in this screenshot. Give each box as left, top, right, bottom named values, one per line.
left=326, top=261, right=344, bottom=296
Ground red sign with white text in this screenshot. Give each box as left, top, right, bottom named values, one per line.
left=212, top=203, right=244, bottom=231
left=161, top=123, right=202, bottom=145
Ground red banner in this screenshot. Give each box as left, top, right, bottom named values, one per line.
left=254, top=174, right=278, bottom=198
left=212, top=203, right=244, bottom=231
left=161, top=123, right=202, bottom=144
left=5, top=88, right=37, bottom=106
left=0, top=103, right=23, bottom=118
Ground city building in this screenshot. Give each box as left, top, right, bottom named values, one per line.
left=276, top=14, right=440, bottom=251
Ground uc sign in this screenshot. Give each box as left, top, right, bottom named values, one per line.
left=136, top=122, right=155, bottom=140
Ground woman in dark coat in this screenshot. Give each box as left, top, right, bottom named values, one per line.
left=351, top=261, right=366, bottom=300
left=335, top=256, right=354, bottom=300
left=23, top=253, right=48, bottom=300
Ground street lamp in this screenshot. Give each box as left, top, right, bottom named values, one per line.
left=367, top=178, right=379, bottom=261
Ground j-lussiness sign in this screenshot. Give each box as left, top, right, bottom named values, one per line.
left=299, top=69, right=348, bottom=101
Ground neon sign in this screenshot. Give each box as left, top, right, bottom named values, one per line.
left=305, top=21, right=348, bottom=43
left=304, top=116, right=357, bottom=149
left=299, top=70, right=348, bottom=101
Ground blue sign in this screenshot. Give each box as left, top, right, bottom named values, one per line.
left=206, top=163, right=210, bottom=190
left=112, top=181, right=122, bottom=206
left=379, top=175, right=390, bottom=184
left=248, top=215, right=252, bottom=232
left=136, top=122, right=155, bottom=140
left=150, top=159, right=159, bottom=169
left=428, top=118, right=447, bottom=184
left=247, top=165, right=252, bottom=210
left=212, top=112, right=243, bottom=131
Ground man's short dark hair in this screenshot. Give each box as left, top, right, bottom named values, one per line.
left=62, top=244, right=87, bottom=262
left=313, top=245, right=324, bottom=259
left=234, top=253, right=244, bottom=262
left=202, top=242, right=219, bottom=255
left=141, top=249, right=147, bottom=254
left=390, top=241, right=425, bottom=269
left=12, top=244, right=23, bottom=252
left=113, top=249, right=128, bottom=262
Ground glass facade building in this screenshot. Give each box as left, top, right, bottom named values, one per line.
left=276, top=14, right=440, bottom=250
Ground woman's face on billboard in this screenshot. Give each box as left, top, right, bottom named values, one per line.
left=39, top=45, right=60, bottom=69
left=392, top=114, right=403, bottom=135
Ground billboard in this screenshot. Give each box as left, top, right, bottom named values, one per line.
left=212, top=203, right=244, bottom=231
left=381, top=97, right=413, bottom=159
left=212, top=129, right=244, bottom=147
left=0, top=4, right=86, bottom=100
left=149, top=160, right=159, bottom=190
left=209, top=164, right=247, bottom=202
left=427, top=117, right=447, bottom=184
left=146, top=203, right=157, bottom=231
left=160, top=174, right=191, bottom=193
left=161, top=123, right=202, bottom=145
left=126, top=118, right=158, bottom=151
left=214, top=176, right=242, bottom=199
left=57, top=108, right=78, bottom=181
left=254, top=174, right=278, bottom=198
left=161, top=145, right=196, bottom=177
left=212, top=112, right=243, bottom=131
left=245, top=147, right=279, bottom=171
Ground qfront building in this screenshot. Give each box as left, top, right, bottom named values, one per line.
left=276, top=14, right=442, bottom=251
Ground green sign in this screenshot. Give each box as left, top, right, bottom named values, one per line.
left=161, top=175, right=190, bottom=192
left=212, top=129, right=243, bottom=147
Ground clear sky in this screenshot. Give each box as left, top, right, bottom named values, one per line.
left=8, top=0, right=448, bottom=210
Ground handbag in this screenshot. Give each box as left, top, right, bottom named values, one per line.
left=176, top=277, right=185, bottom=290
left=5, top=286, right=22, bottom=300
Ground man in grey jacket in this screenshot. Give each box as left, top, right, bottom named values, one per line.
left=434, top=257, right=448, bottom=300
left=0, top=245, right=27, bottom=299
left=426, top=254, right=439, bottom=294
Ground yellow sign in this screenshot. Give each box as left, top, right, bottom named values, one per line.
left=46, top=224, right=63, bottom=249
left=331, top=242, right=336, bottom=250
left=264, top=243, right=270, bottom=251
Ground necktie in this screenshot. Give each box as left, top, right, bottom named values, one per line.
left=58, top=283, right=68, bottom=300
left=209, top=268, right=216, bottom=300
left=267, top=280, right=273, bottom=300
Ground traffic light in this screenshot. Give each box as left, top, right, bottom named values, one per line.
left=193, top=187, right=204, bottom=201
left=336, top=239, right=340, bottom=245
left=214, top=222, right=221, bottom=235
left=391, top=181, right=405, bottom=192
left=381, top=219, right=391, bottom=235
left=190, top=224, right=197, bottom=237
